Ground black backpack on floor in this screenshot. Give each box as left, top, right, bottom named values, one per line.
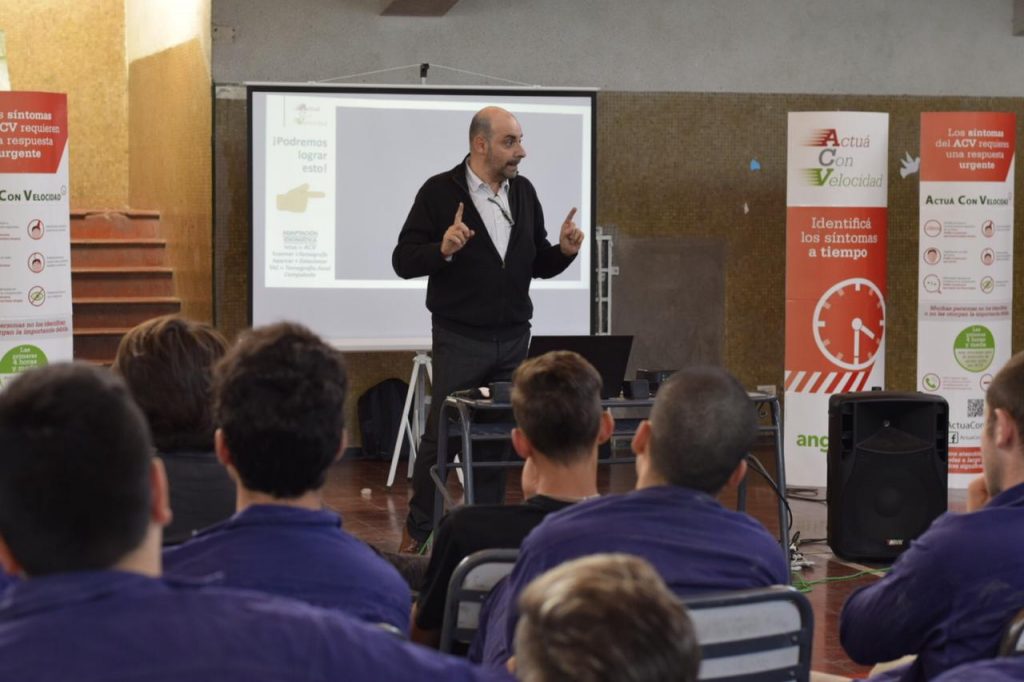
left=357, top=378, right=411, bottom=460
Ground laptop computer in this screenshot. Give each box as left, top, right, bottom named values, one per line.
left=526, top=335, right=634, bottom=399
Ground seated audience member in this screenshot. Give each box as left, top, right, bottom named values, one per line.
left=511, top=553, right=700, bottom=682
left=476, top=365, right=789, bottom=663
left=113, top=315, right=235, bottom=545
left=163, top=322, right=410, bottom=632
left=411, top=350, right=613, bottom=647
left=840, top=351, right=1024, bottom=682
left=931, top=658, right=1024, bottom=682
left=0, top=363, right=510, bottom=682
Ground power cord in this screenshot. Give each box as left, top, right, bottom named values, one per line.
left=744, top=454, right=793, bottom=532
left=790, top=566, right=890, bottom=594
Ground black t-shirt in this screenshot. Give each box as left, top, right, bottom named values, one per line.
left=159, top=450, right=237, bottom=546
left=415, top=495, right=575, bottom=630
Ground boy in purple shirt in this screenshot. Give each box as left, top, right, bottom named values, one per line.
left=164, top=322, right=410, bottom=631
left=840, top=351, right=1024, bottom=682
left=476, top=365, right=790, bottom=663
left=0, top=363, right=509, bottom=682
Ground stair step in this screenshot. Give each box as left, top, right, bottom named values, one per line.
left=72, top=297, right=181, bottom=329
left=73, top=327, right=132, bottom=362
left=71, top=239, right=168, bottom=268
left=71, top=210, right=161, bottom=240
left=71, top=267, right=174, bottom=298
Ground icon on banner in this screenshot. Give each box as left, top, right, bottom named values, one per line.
left=980, top=374, right=993, bottom=391
left=812, top=278, right=886, bottom=371
left=923, top=247, right=941, bottom=265
left=981, top=220, right=995, bottom=238
left=27, top=253, right=45, bottom=273
left=923, top=275, right=941, bottom=294
left=923, top=220, right=942, bottom=238
left=27, top=219, right=44, bottom=240
left=27, top=286, right=46, bottom=307
left=922, top=373, right=941, bottom=392
left=980, top=277, right=995, bottom=294
left=981, top=249, right=995, bottom=266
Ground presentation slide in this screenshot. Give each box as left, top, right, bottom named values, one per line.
left=248, top=85, right=595, bottom=350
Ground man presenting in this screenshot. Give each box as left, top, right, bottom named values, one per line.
left=392, top=106, right=583, bottom=552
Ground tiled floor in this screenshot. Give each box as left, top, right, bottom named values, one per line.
left=323, top=446, right=965, bottom=678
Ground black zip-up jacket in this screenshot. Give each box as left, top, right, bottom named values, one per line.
left=392, top=159, right=575, bottom=340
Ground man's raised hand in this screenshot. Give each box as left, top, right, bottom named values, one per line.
left=441, top=202, right=475, bottom=257
left=559, top=207, right=584, bottom=256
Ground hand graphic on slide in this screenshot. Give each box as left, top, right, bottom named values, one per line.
left=276, top=183, right=326, bottom=212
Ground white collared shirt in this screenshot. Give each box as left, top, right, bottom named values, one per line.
left=466, top=163, right=513, bottom=261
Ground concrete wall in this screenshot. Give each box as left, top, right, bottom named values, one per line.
left=212, top=0, right=1023, bottom=96
left=3, top=0, right=213, bottom=321
left=128, top=0, right=213, bottom=321
left=2, top=0, right=129, bottom=208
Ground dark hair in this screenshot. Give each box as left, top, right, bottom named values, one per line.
left=985, top=351, right=1024, bottom=440
left=112, top=315, right=228, bottom=453
left=515, top=553, right=700, bottom=682
left=213, top=322, right=347, bottom=498
left=0, top=364, right=153, bottom=575
left=647, top=366, right=757, bottom=494
left=512, top=351, right=603, bottom=463
left=468, top=109, right=493, bottom=147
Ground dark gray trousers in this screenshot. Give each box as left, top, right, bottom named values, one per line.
left=405, top=325, right=529, bottom=542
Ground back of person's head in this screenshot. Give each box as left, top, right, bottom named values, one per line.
left=514, top=553, right=700, bottom=682
left=113, top=315, right=228, bottom=453
left=985, top=351, right=1024, bottom=447
left=512, top=351, right=603, bottom=463
left=214, top=322, right=347, bottom=498
left=647, top=366, right=756, bottom=494
left=0, top=363, right=153, bottom=575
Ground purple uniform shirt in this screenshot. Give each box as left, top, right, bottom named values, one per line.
left=476, top=484, right=790, bottom=663
left=841, top=483, right=1024, bottom=682
left=0, top=570, right=512, bottom=682
left=164, top=505, right=410, bottom=631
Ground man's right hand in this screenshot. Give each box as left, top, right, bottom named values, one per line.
left=441, top=202, right=475, bottom=257
left=966, top=474, right=991, bottom=512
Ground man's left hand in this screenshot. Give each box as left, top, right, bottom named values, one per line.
left=559, top=207, right=584, bottom=256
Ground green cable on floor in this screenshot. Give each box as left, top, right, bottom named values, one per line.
left=790, top=567, right=890, bottom=593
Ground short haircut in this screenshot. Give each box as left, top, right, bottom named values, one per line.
left=468, top=109, right=493, bottom=147
left=0, top=364, right=153, bottom=575
left=514, top=553, right=700, bottom=682
left=512, top=351, right=603, bottom=463
left=647, top=366, right=757, bottom=493
left=113, top=315, right=228, bottom=453
left=213, top=322, right=347, bottom=498
left=985, top=351, right=1024, bottom=441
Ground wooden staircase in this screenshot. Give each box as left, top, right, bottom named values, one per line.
left=71, top=210, right=181, bottom=364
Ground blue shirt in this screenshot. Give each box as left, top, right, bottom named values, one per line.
left=163, top=505, right=410, bottom=631
left=476, top=485, right=790, bottom=663
left=0, top=570, right=511, bottom=682
left=840, top=482, right=1024, bottom=682
left=932, top=658, right=1024, bottom=682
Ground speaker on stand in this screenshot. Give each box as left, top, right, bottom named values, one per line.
left=827, top=391, right=948, bottom=562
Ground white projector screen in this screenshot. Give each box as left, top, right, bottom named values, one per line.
left=248, top=84, right=596, bottom=350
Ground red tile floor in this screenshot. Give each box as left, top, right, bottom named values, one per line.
left=322, top=441, right=965, bottom=678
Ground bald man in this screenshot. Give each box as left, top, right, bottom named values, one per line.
left=392, top=106, right=584, bottom=552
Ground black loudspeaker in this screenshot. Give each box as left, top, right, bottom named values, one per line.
left=827, top=392, right=948, bottom=562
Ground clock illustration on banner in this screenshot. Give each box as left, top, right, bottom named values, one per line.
left=812, top=277, right=886, bottom=371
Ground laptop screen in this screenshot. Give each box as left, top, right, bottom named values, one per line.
left=526, top=335, right=634, bottom=399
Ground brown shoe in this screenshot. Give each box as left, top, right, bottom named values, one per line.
left=398, top=526, right=423, bottom=555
